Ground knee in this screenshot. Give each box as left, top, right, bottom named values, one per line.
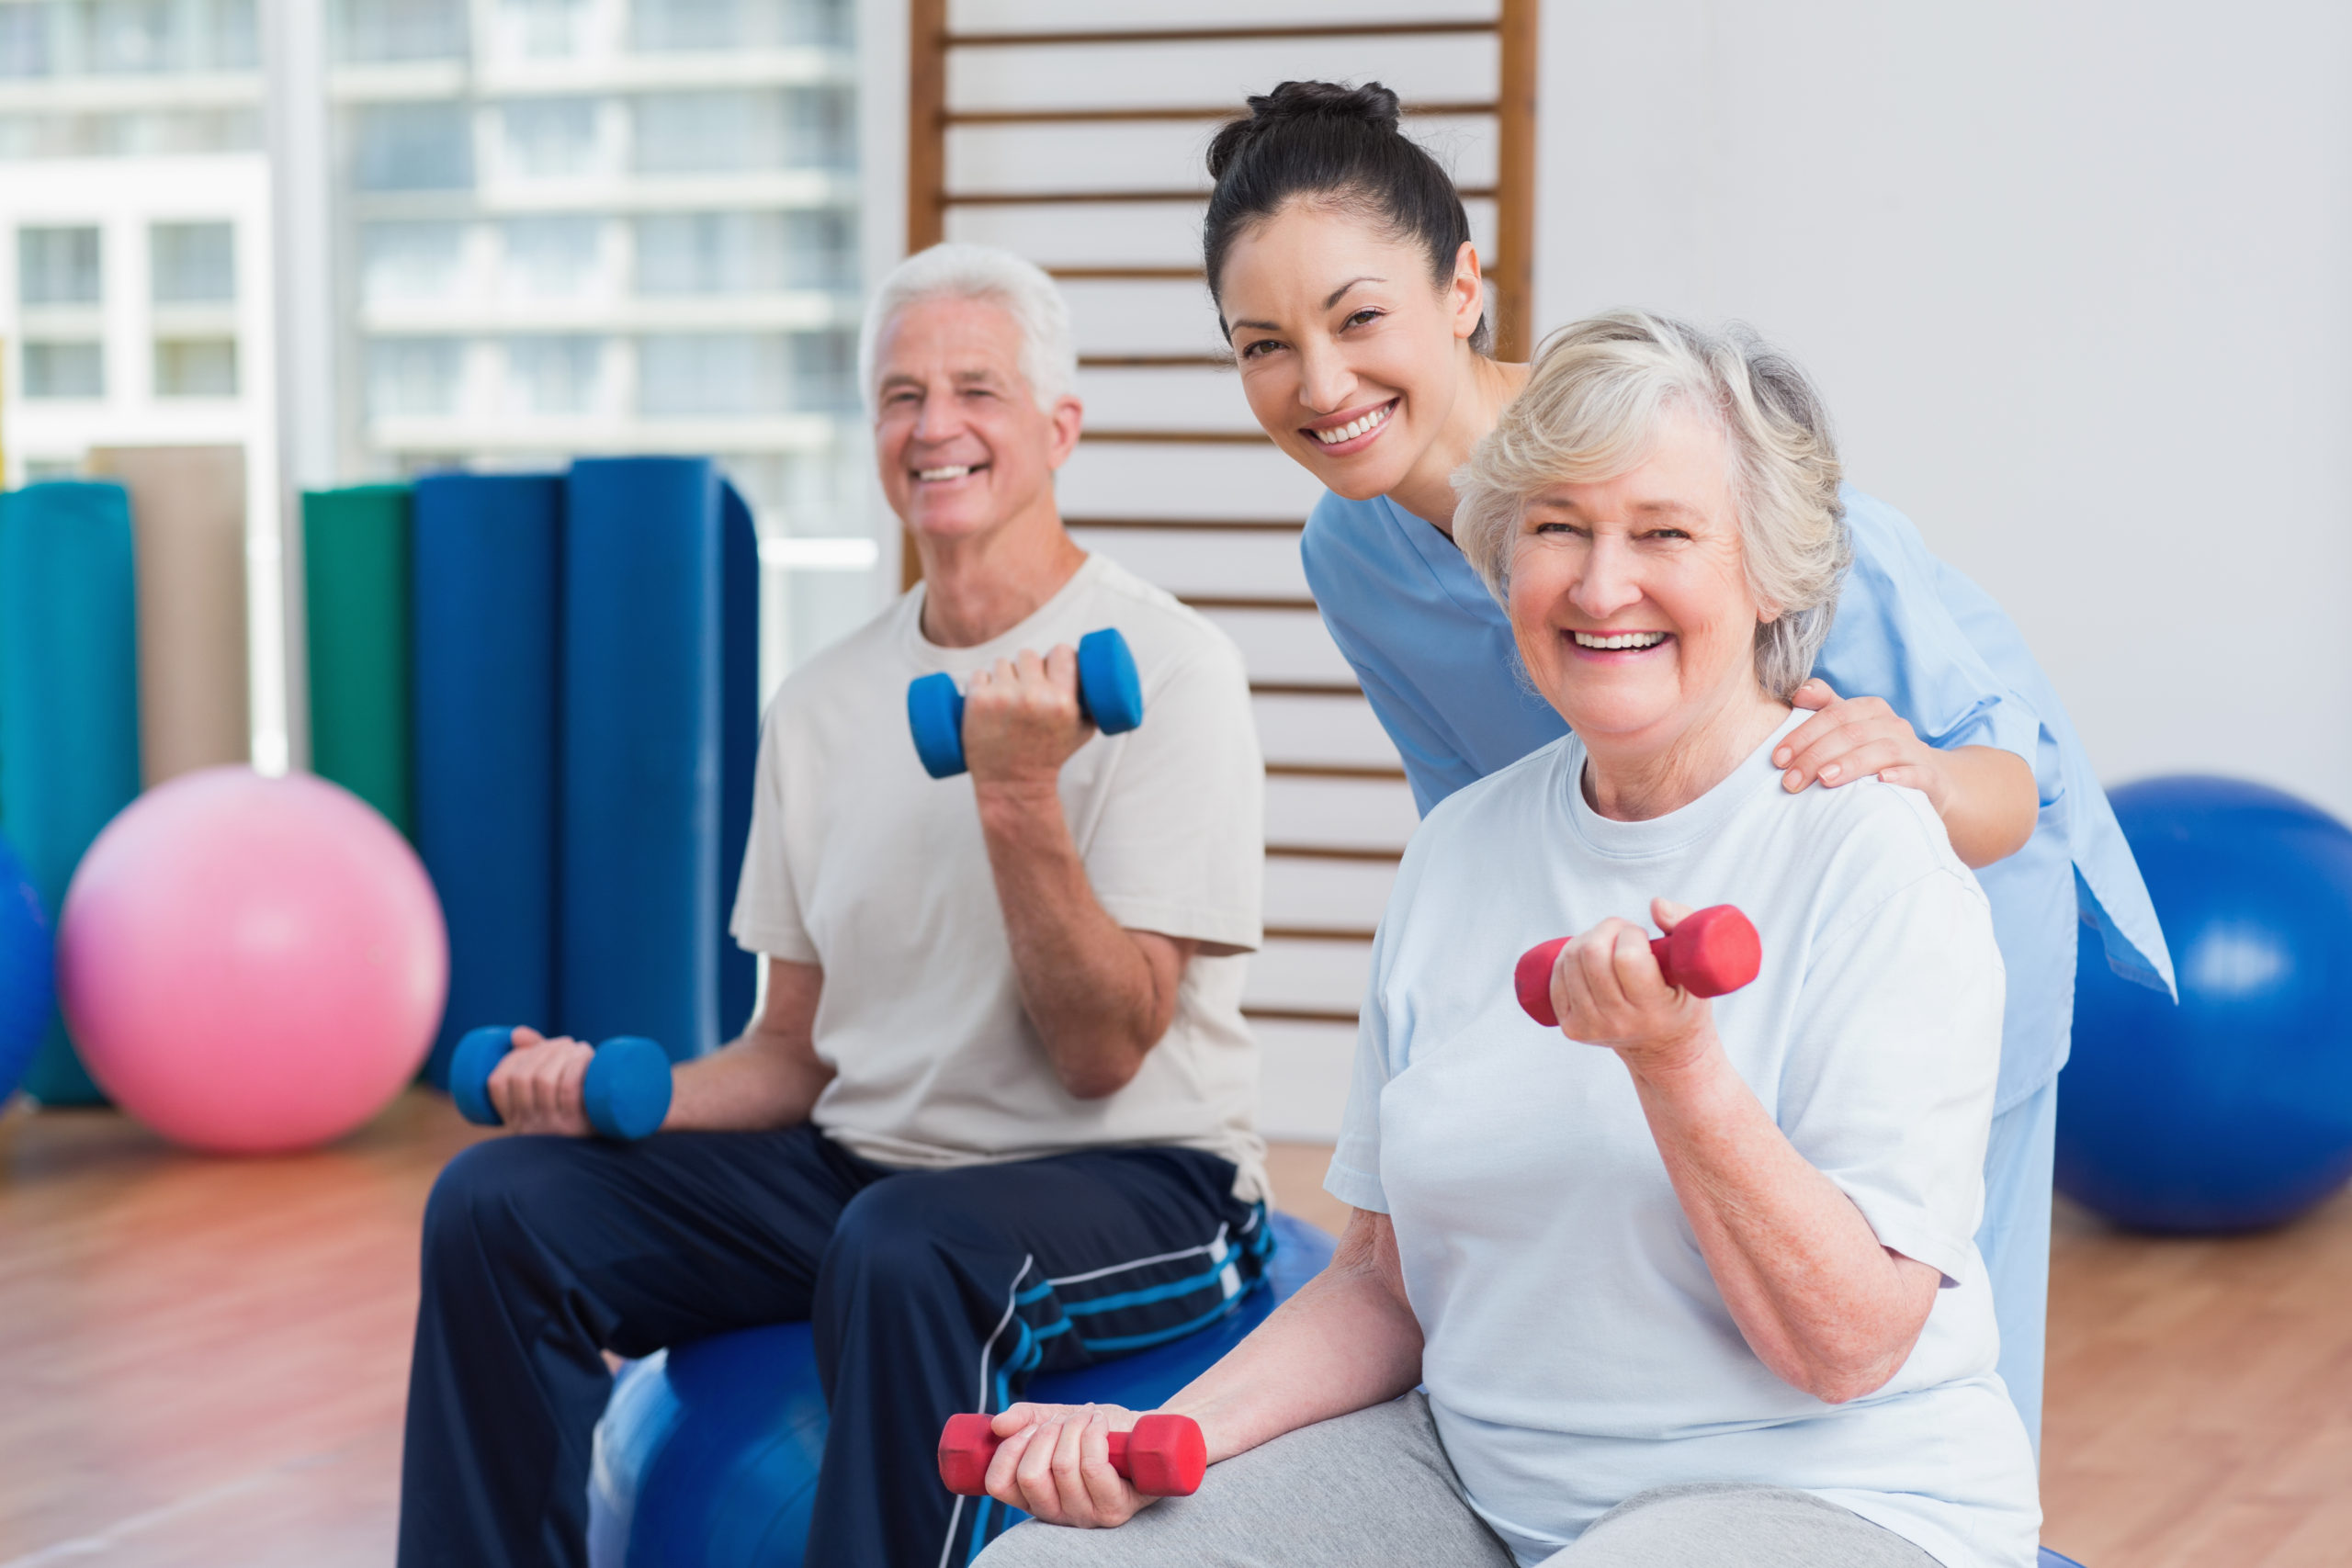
left=820, top=1177, right=966, bottom=1292
left=421, top=1135, right=587, bottom=1278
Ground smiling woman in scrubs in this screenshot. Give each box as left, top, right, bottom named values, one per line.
left=1204, top=80, right=2169, bottom=1445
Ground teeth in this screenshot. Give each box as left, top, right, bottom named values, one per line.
left=916, top=465, right=971, bottom=481
left=1312, top=403, right=1393, bottom=446
left=1573, top=630, right=1667, bottom=650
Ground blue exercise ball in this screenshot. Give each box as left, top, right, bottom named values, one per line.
left=587, top=1211, right=1337, bottom=1568
left=2062, top=775, right=2352, bottom=1232
left=0, top=831, right=52, bottom=1100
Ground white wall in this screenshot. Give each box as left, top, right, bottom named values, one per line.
left=1535, top=1, right=2352, bottom=818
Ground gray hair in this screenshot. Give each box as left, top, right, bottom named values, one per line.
left=857, top=243, right=1078, bottom=412
left=1453, top=311, right=1852, bottom=698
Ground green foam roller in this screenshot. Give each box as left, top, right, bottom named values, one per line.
left=304, top=484, right=413, bottom=836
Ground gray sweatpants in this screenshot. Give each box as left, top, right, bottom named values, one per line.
left=976, top=1393, right=1940, bottom=1568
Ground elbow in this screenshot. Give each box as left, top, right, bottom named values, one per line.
left=1055, top=1044, right=1149, bottom=1101
left=1797, top=1360, right=1900, bottom=1406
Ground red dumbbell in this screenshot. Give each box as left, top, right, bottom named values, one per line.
left=938, top=1411, right=1208, bottom=1498
left=1515, top=904, right=1762, bottom=1027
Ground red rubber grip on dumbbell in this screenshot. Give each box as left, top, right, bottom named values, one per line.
left=1515, top=904, right=1762, bottom=1026
left=937, top=1412, right=1207, bottom=1497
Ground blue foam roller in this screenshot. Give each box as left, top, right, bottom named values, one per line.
left=0, top=480, right=141, bottom=1105
left=562, top=457, right=723, bottom=1064
left=588, top=1213, right=1335, bottom=1567
left=412, top=473, right=563, bottom=1089
left=717, top=482, right=758, bottom=1039
left=0, top=829, right=54, bottom=1100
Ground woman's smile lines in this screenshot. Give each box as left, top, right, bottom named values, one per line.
left=1571, top=630, right=1668, bottom=650
left=1306, top=400, right=1396, bottom=446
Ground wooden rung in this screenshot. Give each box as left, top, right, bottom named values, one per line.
left=1186, top=594, right=1317, bottom=612
left=945, top=20, right=1498, bottom=49
left=1080, top=428, right=1270, bottom=445
left=1047, top=266, right=1204, bottom=281
left=946, top=100, right=1499, bottom=127
left=1252, top=680, right=1366, bottom=698
left=1263, top=925, right=1379, bottom=943
left=1266, top=843, right=1404, bottom=863
left=1079, top=354, right=1233, bottom=369
left=948, top=186, right=1496, bottom=208
left=1266, top=761, right=1407, bottom=782
left=1242, top=1005, right=1363, bottom=1025
left=1066, top=516, right=1302, bottom=532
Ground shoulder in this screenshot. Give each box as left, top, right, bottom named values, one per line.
left=1080, top=553, right=1250, bottom=691
left=1402, top=736, right=1572, bottom=868
left=1300, top=490, right=1396, bottom=582
left=762, top=592, right=911, bottom=729
left=1768, top=771, right=1991, bottom=936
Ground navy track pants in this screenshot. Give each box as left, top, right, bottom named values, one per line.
left=398, top=1125, right=1264, bottom=1568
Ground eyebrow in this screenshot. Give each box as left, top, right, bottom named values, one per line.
left=1227, top=276, right=1393, bottom=336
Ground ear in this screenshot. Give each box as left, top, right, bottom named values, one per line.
left=1045, top=395, right=1085, bottom=470
left=1448, top=240, right=1486, bottom=343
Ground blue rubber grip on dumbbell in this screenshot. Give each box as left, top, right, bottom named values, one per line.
left=906, top=628, right=1144, bottom=779
left=447, top=1024, right=672, bottom=1141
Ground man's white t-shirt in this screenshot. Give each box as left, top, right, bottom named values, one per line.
left=732, top=551, right=1268, bottom=1201
left=1328, top=711, right=2040, bottom=1568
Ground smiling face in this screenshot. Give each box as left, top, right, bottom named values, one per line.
left=1216, top=200, right=1485, bottom=503
left=871, top=295, right=1081, bottom=546
left=1507, top=405, right=1778, bottom=755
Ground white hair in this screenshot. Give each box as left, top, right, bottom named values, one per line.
left=1453, top=310, right=1853, bottom=699
left=856, top=243, right=1078, bottom=411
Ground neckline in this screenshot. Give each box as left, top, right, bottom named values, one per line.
left=902, top=552, right=1107, bottom=670
left=1558, top=710, right=1809, bottom=860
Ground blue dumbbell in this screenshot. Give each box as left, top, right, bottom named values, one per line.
left=907, top=626, right=1145, bottom=780
left=449, top=1025, right=673, bottom=1142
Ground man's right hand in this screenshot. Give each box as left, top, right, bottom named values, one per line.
left=488, top=1027, right=598, bottom=1136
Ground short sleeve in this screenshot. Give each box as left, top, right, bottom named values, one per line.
left=1080, top=637, right=1264, bottom=952
left=728, top=704, right=819, bottom=964
left=1779, top=865, right=2006, bottom=1286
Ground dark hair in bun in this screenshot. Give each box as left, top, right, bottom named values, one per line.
left=1204, top=80, right=1488, bottom=353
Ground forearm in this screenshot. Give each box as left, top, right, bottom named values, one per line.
left=1165, top=1215, right=1425, bottom=1461
left=1628, top=1041, right=1931, bottom=1402
left=1935, top=745, right=2037, bottom=868
left=974, top=778, right=1172, bottom=1095
left=664, top=1032, right=831, bottom=1132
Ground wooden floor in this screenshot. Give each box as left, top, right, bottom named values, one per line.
left=2, top=1092, right=2346, bottom=1566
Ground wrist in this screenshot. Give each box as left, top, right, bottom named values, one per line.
left=1620, top=1023, right=1725, bottom=1097
left=972, top=774, right=1063, bottom=822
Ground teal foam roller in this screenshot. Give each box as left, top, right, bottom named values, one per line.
left=907, top=626, right=1143, bottom=780
left=449, top=1025, right=673, bottom=1141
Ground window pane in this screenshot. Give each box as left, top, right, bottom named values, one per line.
left=152, top=221, right=234, bottom=302
left=86, top=1, right=172, bottom=73
left=368, top=338, right=463, bottom=416
left=502, top=216, right=600, bottom=298
left=360, top=221, right=468, bottom=303
left=154, top=336, right=237, bottom=396
left=22, top=340, right=103, bottom=398
left=19, top=225, right=100, bottom=304
left=635, top=212, right=787, bottom=295
left=0, top=4, right=50, bottom=76
left=503, top=335, right=599, bottom=414
left=632, top=0, right=849, bottom=51
left=499, top=96, right=597, bottom=179
left=334, top=0, right=467, bottom=62
left=354, top=101, right=475, bottom=190
left=494, top=0, right=586, bottom=59
left=639, top=333, right=786, bottom=415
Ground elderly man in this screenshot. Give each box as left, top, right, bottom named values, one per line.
left=397, top=243, right=1269, bottom=1568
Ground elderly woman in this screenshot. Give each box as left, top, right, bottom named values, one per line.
left=971, top=315, right=2041, bottom=1568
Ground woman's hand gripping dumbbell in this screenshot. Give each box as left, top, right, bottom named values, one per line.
left=939, top=1409, right=1207, bottom=1498
left=907, top=626, right=1144, bottom=780
left=449, top=1025, right=673, bottom=1141
left=1515, top=903, right=1762, bottom=1028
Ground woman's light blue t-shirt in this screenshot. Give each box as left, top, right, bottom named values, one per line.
left=1299, top=484, right=2174, bottom=1112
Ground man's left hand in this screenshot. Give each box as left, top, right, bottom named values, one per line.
left=964, top=645, right=1093, bottom=786
left=1774, top=680, right=1951, bottom=815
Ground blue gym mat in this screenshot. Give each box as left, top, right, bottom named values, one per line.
left=0, top=480, right=141, bottom=1105
left=717, top=481, right=758, bottom=1041
left=560, top=457, right=761, bottom=1064
left=412, top=473, right=564, bottom=1087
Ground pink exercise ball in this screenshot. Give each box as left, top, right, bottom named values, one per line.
left=57, top=766, right=447, bottom=1154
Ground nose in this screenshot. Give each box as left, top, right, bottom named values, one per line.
left=1294, top=343, right=1357, bottom=417
left=1569, top=533, right=1644, bottom=621
left=909, top=387, right=965, bottom=447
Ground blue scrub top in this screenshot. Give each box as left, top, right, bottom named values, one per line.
left=1301, top=483, right=2174, bottom=1111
